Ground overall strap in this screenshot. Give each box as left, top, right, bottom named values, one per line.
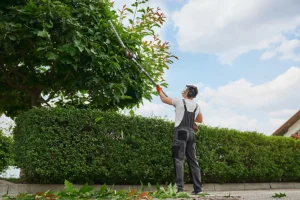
left=182, top=99, right=187, bottom=111
left=193, top=104, right=198, bottom=113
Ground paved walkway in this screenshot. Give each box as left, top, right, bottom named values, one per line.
left=191, top=189, right=300, bottom=200
left=1, top=180, right=300, bottom=199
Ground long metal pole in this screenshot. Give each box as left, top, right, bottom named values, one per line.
left=108, top=20, right=168, bottom=97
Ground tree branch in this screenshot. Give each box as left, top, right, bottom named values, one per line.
left=37, top=94, right=51, bottom=107
left=132, top=0, right=140, bottom=25
left=0, top=66, right=31, bottom=92
left=12, top=68, right=27, bottom=82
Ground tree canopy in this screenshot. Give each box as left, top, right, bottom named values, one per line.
left=0, top=0, right=176, bottom=118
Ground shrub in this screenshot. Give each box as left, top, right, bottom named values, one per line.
left=13, top=107, right=300, bottom=184
left=13, top=107, right=174, bottom=184
left=197, top=126, right=300, bottom=183
left=0, top=130, right=13, bottom=174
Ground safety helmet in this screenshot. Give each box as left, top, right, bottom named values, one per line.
left=182, top=85, right=198, bottom=98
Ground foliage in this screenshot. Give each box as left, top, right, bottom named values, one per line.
left=0, top=130, right=13, bottom=173
left=13, top=107, right=174, bottom=184
left=197, top=126, right=300, bottom=183
left=0, top=0, right=176, bottom=118
left=2, top=180, right=190, bottom=199
left=13, top=107, right=300, bottom=184
left=272, top=192, right=287, bottom=198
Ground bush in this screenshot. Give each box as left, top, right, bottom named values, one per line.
left=13, top=107, right=174, bottom=184
left=197, top=126, right=300, bottom=183
left=0, top=130, right=13, bottom=174
left=13, top=107, right=300, bottom=184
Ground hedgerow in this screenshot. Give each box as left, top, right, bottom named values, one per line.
left=13, top=107, right=300, bottom=184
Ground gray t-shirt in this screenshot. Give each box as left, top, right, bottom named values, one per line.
left=172, top=98, right=201, bottom=127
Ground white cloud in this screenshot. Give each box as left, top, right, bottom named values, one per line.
left=268, top=109, right=298, bottom=118
left=261, top=49, right=278, bottom=60
left=278, top=39, right=300, bottom=61
left=261, top=38, right=300, bottom=62
left=199, top=66, right=300, bottom=110
left=194, top=66, right=300, bottom=135
left=172, top=0, right=300, bottom=64
left=196, top=99, right=259, bottom=132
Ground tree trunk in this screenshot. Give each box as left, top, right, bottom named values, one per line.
left=30, top=92, right=42, bottom=107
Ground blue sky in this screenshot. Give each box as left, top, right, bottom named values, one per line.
left=114, top=0, right=300, bottom=135
left=1, top=0, right=300, bottom=136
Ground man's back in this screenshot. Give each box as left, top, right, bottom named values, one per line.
left=172, top=98, right=201, bottom=127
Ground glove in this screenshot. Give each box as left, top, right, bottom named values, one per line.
left=156, top=85, right=162, bottom=93
left=193, top=123, right=198, bottom=131
left=126, top=50, right=133, bottom=59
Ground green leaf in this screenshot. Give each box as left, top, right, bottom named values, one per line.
left=37, top=47, right=46, bottom=51
left=74, top=40, right=84, bottom=52
left=90, top=48, right=97, bottom=55
left=127, top=8, right=134, bottom=14
left=37, top=30, right=50, bottom=39
left=129, top=110, right=135, bottom=117
left=272, top=192, right=287, bottom=198
left=111, top=61, right=120, bottom=69
left=140, top=181, right=144, bottom=192
left=64, top=180, right=78, bottom=194
left=8, top=35, right=16, bottom=41
left=156, top=183, right=160, bottom=192
left=176, top=192, right=189, bottom=198
left=98, top=184, right=107, bottom=194
left=45, top=22, right=53, bottom=28
left=79, top=183, right=93, bottom=194
left=148, top=183, right=152, bottom=192
left=46, top=52, right=58, bottom=60
left=95, top=117, right=104, bottom=122
left=89, top=4, right=95, bottom=10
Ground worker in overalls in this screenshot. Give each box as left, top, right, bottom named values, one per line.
left=157, top=84, right=203, bottom=194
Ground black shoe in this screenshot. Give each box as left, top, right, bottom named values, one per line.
left=191, top=190, right=203, bottom=195
left=177, top=190, right=184, bottom=193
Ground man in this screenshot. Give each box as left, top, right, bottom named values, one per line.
left=156, top=84, right=203, bottom=194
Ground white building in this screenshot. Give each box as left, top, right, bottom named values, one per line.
left=272, top=110, right=300, bottom=139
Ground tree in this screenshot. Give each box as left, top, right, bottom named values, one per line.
left=0, top=0, right=177, bottom=118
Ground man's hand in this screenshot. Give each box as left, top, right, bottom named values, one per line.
left=193, top=124, right=198, bottom=131
left=156, top=85, right=162, bottom=93
left=157, top=85, right=172, bottom=105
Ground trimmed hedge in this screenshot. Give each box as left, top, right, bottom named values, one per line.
left=197, top=126, right=300, bottom=183
left=0, top=130, right=13, bottom=174
left=13, top=107, right=300, bottom=184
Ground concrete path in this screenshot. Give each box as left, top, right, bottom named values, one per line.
left=192, top=189, right=300, bottom=200
left=1, top=180, right=300, bottom=199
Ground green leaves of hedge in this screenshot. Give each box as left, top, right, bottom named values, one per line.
left=13, top=107, right=174, bottom=184
left=13, top=107, right=300, bottom=184
left=197, top=126, right=300, bottom=183
left=0, top=131, right=13, bottom=173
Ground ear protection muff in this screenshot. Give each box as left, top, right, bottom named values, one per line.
left=187, top=89, right=194, bottom=98
left=186, top=85, right=198, bottom=98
